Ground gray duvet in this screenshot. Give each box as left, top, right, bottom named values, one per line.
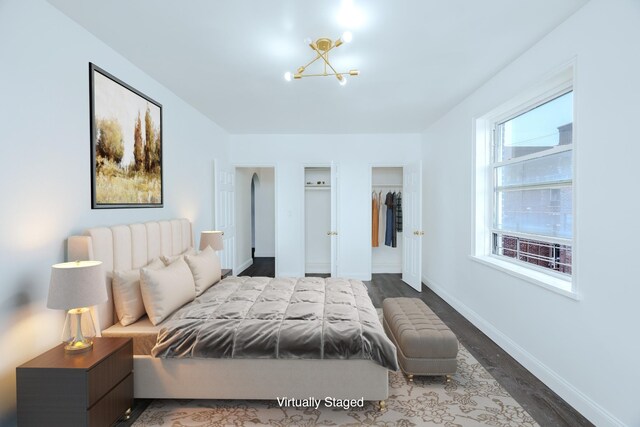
left=151, top=276, right=399, bottom=370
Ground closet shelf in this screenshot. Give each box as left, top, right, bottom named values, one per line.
left=305, top=185, right=330, bottom=190
left=373, top=184, right=403, bottom=188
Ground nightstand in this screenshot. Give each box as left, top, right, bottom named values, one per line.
left=222, top=268, right=232, bottom=278
left=16, top=337, right=133, bottom=427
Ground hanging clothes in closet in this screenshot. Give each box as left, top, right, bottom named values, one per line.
left=395, top=192, right=403, bottom=232
left=385, top=191, right=397, bottom=248
left=372, top=192, right=379, bottom=247
left=378, top=191, right=385, bottom=246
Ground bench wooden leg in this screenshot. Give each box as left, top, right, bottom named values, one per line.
left=378, top=400, right=386, bottom=411
left=407, top=373, right=414, bottom=382
left=445, top=374, right=452, bottom=383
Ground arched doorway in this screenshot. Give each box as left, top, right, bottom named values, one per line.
left=234, top=167, right=276, bottom=276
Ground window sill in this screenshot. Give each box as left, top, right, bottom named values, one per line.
left=469, top=255, right=579, bottom=301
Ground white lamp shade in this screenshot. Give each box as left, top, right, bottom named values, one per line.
left=200, top=231, right=224, bottom=251
left=47, top=261, right=107, bottom=310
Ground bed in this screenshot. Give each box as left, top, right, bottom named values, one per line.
left=71, top=219, right=395, bottom=404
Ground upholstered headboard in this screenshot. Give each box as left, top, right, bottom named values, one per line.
left=69, top=219, right=193, bottom=332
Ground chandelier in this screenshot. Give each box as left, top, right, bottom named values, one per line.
left=284, top=32, right=359, bottom=86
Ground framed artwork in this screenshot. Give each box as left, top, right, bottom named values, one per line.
left=89, top=63, right=163, bottom=209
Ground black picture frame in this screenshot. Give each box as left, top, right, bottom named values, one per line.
left=89, top=63, right=163, bottom=209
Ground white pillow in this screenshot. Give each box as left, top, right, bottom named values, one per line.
left=140, top=257, right=196, bottom=326
left=112, top=258, right=164, bottom=326
left=160, top=247, right=196, bottom=266
left=184, top=246, right=222, bottom=296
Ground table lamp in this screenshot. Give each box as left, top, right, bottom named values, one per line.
left=199, top=230, right=224, bottom=251
left=47, top=261, right=107, bottom=353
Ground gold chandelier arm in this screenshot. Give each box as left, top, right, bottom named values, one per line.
left=292, top=36, right=356, bottom=81
left=310, top=46, right=341, bottom=77
left=300, top=53, right=322, bottom=71
left=296, top=71, right=356, bottom=78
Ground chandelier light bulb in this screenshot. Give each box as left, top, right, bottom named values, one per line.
left=337, top=0, right=365, bottom=29
left=284, top=71, right=292, bottom=82
left=342, top=31, right=353, bottom=43
left=338, top=75, right=348, bottom=86
left=304, top=37, right=313, bottom=45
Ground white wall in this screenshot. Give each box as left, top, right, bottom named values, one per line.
left=254, top=168, right=275, bottom=257
left=0, top=0, right=229, bottom=423
left=421, top=1, right=640, bottom=426
left=235, top=168, right=254, bottom=272
left=229, top=134, right=421, bottom=279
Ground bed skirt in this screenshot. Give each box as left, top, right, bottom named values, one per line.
left=133, top=355, right=389, bottom=400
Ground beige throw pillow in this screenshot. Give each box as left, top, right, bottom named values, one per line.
left=184, top=246, right=222, bottom=296
left=140, top=257, right=196, bottom=326
left=161, top=247, right=196, bottom=266
left=112, top=258, right=164, bottom=326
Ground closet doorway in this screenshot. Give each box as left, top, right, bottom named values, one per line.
left=304, top=165, right=338, bottom=276
left=371, top=164, right=422, bottom=290
left=235, top=167, right=276, bottom=275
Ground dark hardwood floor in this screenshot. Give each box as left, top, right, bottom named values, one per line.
left=238, top=257, right=275, bottom=277
left=118, top=263, right=592, bottom=427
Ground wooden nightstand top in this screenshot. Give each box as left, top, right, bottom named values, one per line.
left=18, top=337, right=131, bottom=370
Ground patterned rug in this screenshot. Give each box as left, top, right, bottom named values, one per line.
left=133, top=312, right=538, bottom=427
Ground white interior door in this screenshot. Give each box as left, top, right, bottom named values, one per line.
left=214, top=159, right=236, bottom=271
left=330, top=162, right=339, bottom=277
left=402, top=161, right=423, bottom=291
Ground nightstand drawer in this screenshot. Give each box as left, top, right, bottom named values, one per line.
left=87, top=373, right=133, bottom=427
left=17, top=338, right=133, bottom=427
left=87, top=339, right=133, bottom=407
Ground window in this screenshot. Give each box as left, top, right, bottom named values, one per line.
left=491, top=91, right=573, bottom=276
left=474, top=71, right=575, bottom=294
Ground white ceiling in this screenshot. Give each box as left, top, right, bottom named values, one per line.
left=48, top=0, right=587, bottom=134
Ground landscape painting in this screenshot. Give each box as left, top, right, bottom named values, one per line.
left=90, top=63, right=163, bottom=208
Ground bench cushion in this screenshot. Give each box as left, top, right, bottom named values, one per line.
left=383, top=297, right=458, bottom=375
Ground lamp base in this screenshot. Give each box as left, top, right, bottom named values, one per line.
left=62, top=308, right=96, bottom=355
left=64, top=340, right=94, bottom=354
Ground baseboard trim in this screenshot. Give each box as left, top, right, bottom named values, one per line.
left=305, top=262, right=330, bottom=274
left=253, top=251, right=275, bottom=258
left=422, top=274, right=624, bottom=427
left=236, top=258, right=253, bottom=274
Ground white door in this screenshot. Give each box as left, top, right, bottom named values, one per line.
left=402, top=161, right=423, bottom=291
left=330, top=162, right=339, bottom=277
left=214, top=159, right=236, bottom=271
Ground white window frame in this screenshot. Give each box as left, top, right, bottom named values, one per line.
left=472, top=65, right=578, bottom=299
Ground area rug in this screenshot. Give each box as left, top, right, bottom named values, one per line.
left=133, top=312, right=538, bottom=427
